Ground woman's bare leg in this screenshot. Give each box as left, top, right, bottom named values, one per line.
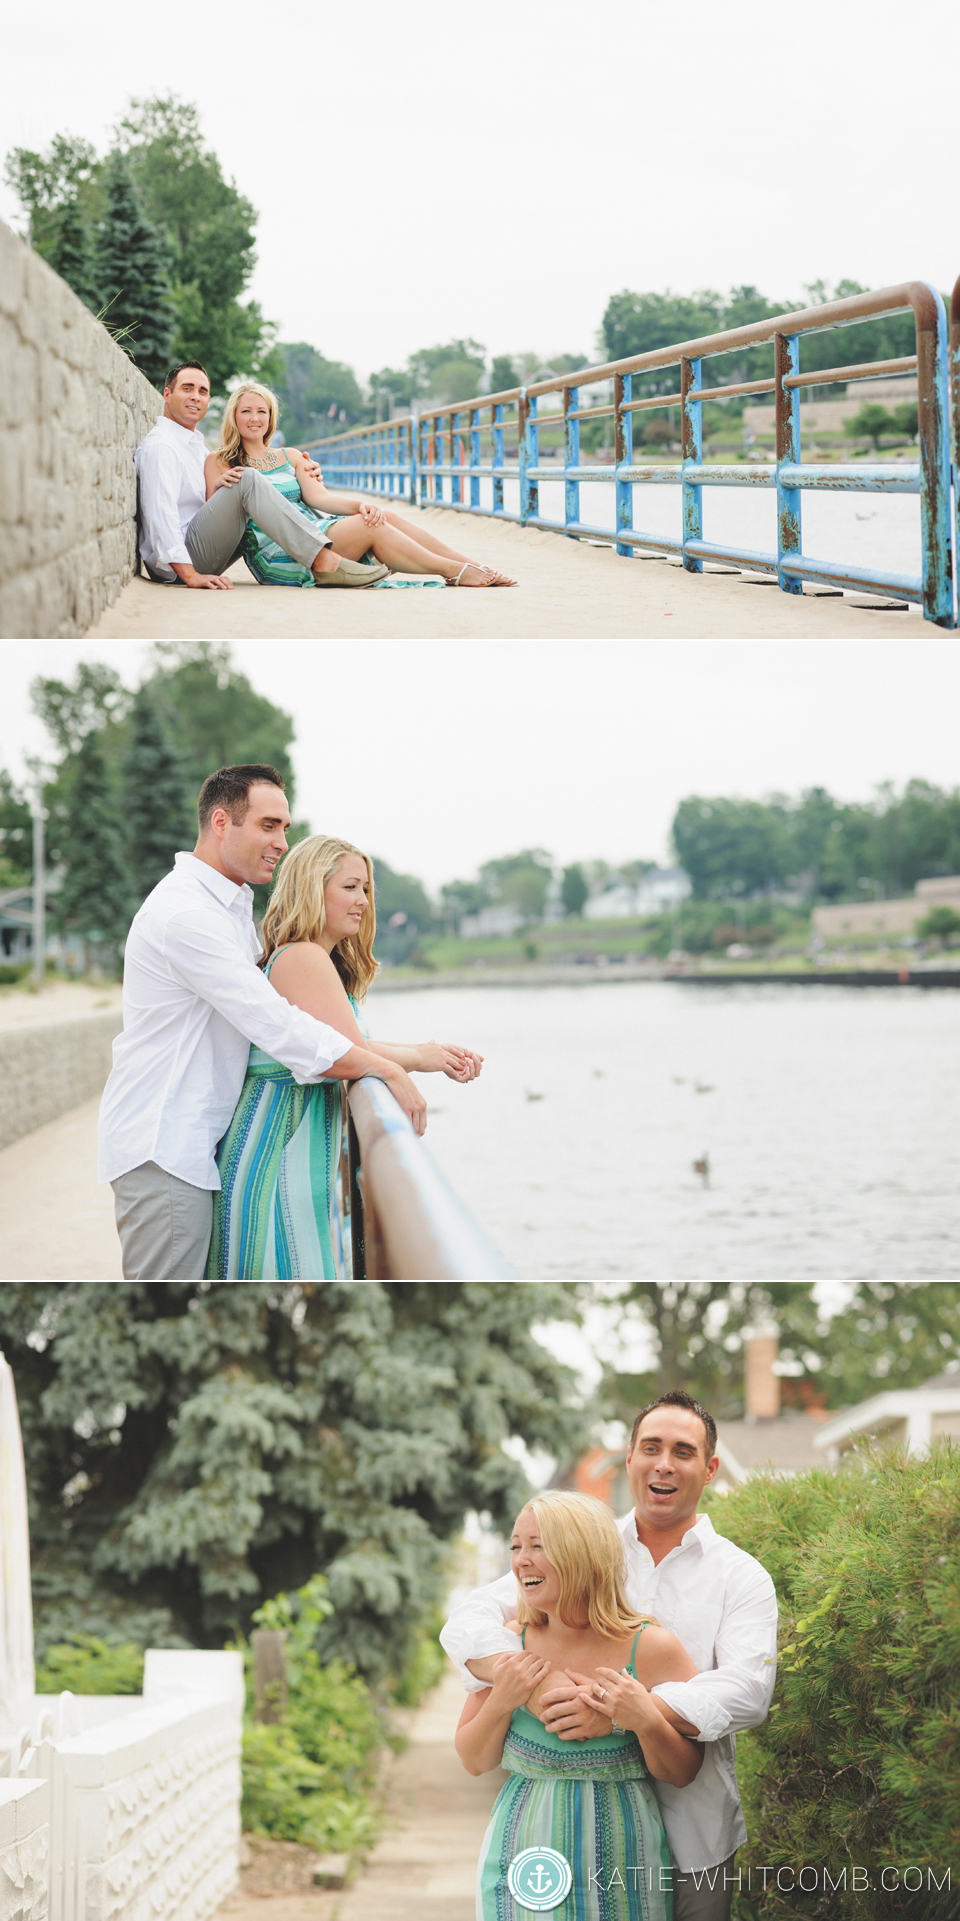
left=379, top=510, right=479, bottom=564
left=327, top=515, right=508, bottom=584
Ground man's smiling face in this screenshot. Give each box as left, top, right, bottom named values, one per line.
left=217, top=783, right=290, bottom=888
left=164, top=366, right=211, bottom=431
left=625, top=1406, right=718, bottom=1532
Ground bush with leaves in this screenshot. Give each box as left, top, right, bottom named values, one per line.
left=710, top=1444, right=960, bottom=1920
left=34, top=1635, right=145, bottom=1695
left=237, top=1576, right=386, bottom=1855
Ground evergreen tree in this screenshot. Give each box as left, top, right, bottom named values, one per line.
left=46, top=195, right=99, bottom=312
left=122, top=687, right=197, bottom=908
left=141, top=644, right=297, bottom=795
left=94, top=152, right=177, bottom=388
left=0, top=1283, right=584, bottom=1673
left=54, top=730, right=133, bottom=964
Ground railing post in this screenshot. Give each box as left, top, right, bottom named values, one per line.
left=950, top=275, right=960, bottom=627
left=916, top=284, right=954, bottom=627
left=346, top=1106, right=366, bottom=1278
left=470, top=406, right=481, bottom=509
left=492, top=403, right=504, bottom=515
left=776, top=331, right=802, bottom=594
left=419, top=415, right=431, bottom=510
left=520, top=391, right=538, bottom=525
left=681, top=356, right=702, bottom=572
left=409, top=417, right=418, bottom=506
left=451, top=411, right=461, bottom=506
left=564, top=385, right=579, bottom=536
left=615, top=372, right=633, bottom=557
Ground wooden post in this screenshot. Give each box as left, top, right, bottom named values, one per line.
left=252, top=1629, right=287, bottom=1723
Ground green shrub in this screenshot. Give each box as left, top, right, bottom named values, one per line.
left=34, top=1635, right=144, bottom=1694
left=0, top=962, right=31, bottom=986
left=237, top=1576, right=385, bottom=1856
left=711, top=1444, right=960, bottom=1918
left=392, top=1610, right=447, bottom=1707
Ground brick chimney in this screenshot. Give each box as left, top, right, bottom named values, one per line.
left=744, top=1320, right=780, bottom=1421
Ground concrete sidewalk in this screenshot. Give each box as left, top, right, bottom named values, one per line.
left=86, top=504, right=929, bottom=640
left=0, top=1094, right=120, bottom=1279
left=217, top=1670, right=502, bottom=1921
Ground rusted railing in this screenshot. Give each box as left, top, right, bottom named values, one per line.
left=342, top=1074, right=515, bottom=1279
left=308, top=280, right=956, bottom=627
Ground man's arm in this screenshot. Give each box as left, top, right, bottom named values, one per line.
left=650, top=1560, right=778, bottom=1742
left=439, top=1573, right=520, bottom=1692
left=138, top=443, right=232, bottom=589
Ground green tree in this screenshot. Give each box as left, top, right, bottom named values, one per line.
left=891, top=401, right=918, bottom=439
left=560, top=864, right=588, bottom=918
left=489, top=354, right=519, bottom=394
left=407, top=339, right=486, bottom=395
left=115, top=95, right=279, bottom=394
left=480, top=849, right=553, bottom=924
left=272, top=344, right=367, bottom=442
left=94, top=151, right=177, bottom=388
left=439, top=878, right=490, bottom=933
left=849, top=402, right=896, bottom=450
left=53, top=730, right=133, bottom=964
left=0, top=771, right=33, bottom=887
left=915, top=903, right=960, bottom=946
left=30, top=660, right=130, bottom=757
left=0, top=1282, right=583, bottom=1673
left=2, top=133, right=101, bottom=262
left=122, top=686, right=197, bottom=908
left=671, top=795, right=794, bottom=899
left=140, top=644, right=297, bottom=798
left=370, top=856, right=434, bottom=931
left=45, top=194, right=100, bottom=311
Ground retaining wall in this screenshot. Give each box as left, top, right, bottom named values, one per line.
left=0, top=219, right=162, bottom=639
left=0, top=1012, right=122, bottom=1151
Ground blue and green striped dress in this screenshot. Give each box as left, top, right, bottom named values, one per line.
left=206, top=953, right=363, bottom=1278
left=241, top=455, right=379, bottom=586
left=477, top=1630, right=672, bottom=1921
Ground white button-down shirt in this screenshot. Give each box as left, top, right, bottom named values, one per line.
left=134, top=415, right=208, bottom=580
left=439, top=1510, right=777, bottom=1873
left=97, top=854, right=352, bottom=1188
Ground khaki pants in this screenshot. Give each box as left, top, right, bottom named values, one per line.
left=112, top=1162, right=213, bottom=1279
left=184, top=467, right=332, bottom=574
left=673, top=1854, right=738, bottom=1921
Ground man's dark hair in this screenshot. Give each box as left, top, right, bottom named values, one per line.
left=165, top=359, right=210, bottom=392
left=197, top=765, right=286, bottom=833
left=629, top=1389, right=718, bottom=1461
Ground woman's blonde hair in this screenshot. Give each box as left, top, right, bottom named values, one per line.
left=218, top=382, right=281, bottom=466
left=260, top=836, right=378, bottom=1000
left=514, top=1491, right=652, bottom=1639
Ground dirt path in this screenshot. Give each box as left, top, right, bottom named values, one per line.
left=0, top=1094, right=120, bottom=1280
left=86, top=503, right=928, bottom=640
left=218, top=1671, right=502, bottom=1921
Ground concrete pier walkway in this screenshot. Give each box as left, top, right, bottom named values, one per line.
left=86, top=503, right=929, bottom=640
left=218, top=1671, right=501, bottom=1921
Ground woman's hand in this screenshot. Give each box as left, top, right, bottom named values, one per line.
left=414, top=1042, right=484, bottom=1080
left=578, top=1666, right=654, bottom=1734
left=488, top=1650, right=551, bottom=1714
left=359, top=502, right=388, bottom=528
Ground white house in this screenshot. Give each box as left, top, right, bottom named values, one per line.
left=812, top=1362, right=960, bottom=1461
left=584, top=867, right=691, bottom=921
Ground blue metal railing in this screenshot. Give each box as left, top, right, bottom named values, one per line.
left=305, top=280, right=957, bottom=627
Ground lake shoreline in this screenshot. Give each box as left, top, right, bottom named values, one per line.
left=372, top=963, right=960, bottom=994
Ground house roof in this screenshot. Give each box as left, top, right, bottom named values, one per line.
left=716, top=1416, right=827, bottom=1477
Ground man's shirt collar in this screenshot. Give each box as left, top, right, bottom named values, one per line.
left=174, top=850, right=253, bottom=911
left=624, top=1509, right=717, bottom=1557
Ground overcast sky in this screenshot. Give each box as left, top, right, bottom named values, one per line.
left=5, top=640, right=960, bottom=890
left=3, top=0, right=956, bottom=382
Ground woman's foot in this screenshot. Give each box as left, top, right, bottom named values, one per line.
left=445, top=562, right=517, bottom=586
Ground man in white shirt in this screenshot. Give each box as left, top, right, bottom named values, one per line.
left=440, top=1390, right=778, bottom=1921
left=98, top=762, right=426, bottom=1279
left=135, top=361, right=384, bottom=589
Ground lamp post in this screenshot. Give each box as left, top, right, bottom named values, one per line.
left=26, top=757, right=46, bottom=990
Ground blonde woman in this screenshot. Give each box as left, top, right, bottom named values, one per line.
left=457, top=1492, right=702, bottom=1921
left=205, top=384, right=515, bottom=587
left=207, top=835, right=483, bottom=1278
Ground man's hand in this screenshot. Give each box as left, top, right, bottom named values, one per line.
left=172, top=562, right=234, bottom=590
left=301, top=456, right=323, bottom=482
left=538, top=1670, right=613, bottom=1740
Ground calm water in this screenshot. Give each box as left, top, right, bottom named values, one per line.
left=370, top=981, right=960, bottom=1279
left=481, top=474, right=921, bottom=583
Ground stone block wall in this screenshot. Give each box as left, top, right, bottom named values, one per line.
left=0, top=1012, right=122, bottom=1151
left=0, top=219, right=162, bottom=638
left=0, top=1779, right=49, bottom=1921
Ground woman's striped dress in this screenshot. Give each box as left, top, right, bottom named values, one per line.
left=476, top=1636, right=672, bottom=1921
left=205, top=964, right=362, bottom=1278
left=240, top=456, right=379, bottom=586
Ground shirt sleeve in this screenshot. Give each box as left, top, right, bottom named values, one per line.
left=163, top=907, right=353, bottom=1080
left=651, top=1560, right=779, bottom=1741
left=439, top=1572, right=522, bottom=1692
left=138, top=441, right=193, bottom=568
